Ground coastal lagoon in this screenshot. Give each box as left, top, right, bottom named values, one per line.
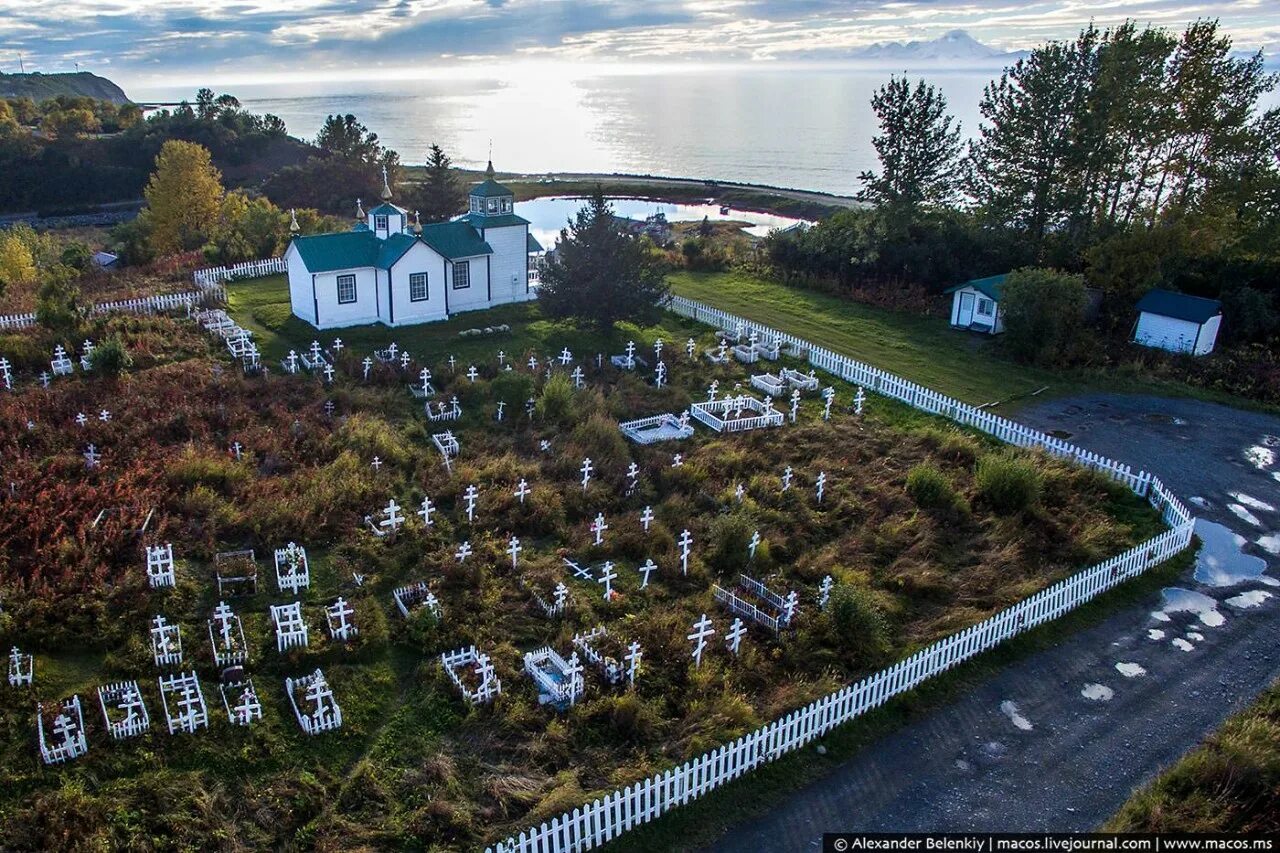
left=523, top=196, right=809, bottom=248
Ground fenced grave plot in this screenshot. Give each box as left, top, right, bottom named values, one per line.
left=523, top=646, right=584, bottom=711
left=97, top=681, right=151, bottom=740
left=392, top=581, right=442, bottom=620
left=219, top=678, right=264, bottom=727
left=441, top=646, right=503, bottom=705
left=286, top=669, right=342, bottom=735
left=712, top=574, right=799, bottom=633
left=620, top=411, right=695, bottom=444
left=157, top=671, right=208, bottom=734
left=36, top=696, right=89, bottom=765
left=214, top=550, right=259, bottom=597
left=691, top=395, right=785, bottom=432
left=273, top=543, right=311, bottom=594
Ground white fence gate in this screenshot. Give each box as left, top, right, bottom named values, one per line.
left=485, top=296, right=1195, bottom=853
left=193, top=257, right=285, bottom=288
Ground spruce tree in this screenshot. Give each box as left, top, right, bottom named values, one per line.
left=857, top=76, right=962, bottom=213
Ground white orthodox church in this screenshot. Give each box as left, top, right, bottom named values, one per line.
left=285, top=163, right=543, bottom=329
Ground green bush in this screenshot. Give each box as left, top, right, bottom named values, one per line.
left=89, top=336, right=132, bottom=377
left=570, top=413, right=629, bottom=470
left=827, top=583, right=891, bottom=666
left=905, top=464, right=956, bottom=509
left=706, top=511, right=753, bottom=574
left=536, top=374, right=574, bottom=424
left=975, top=453, right=1042, bottom=513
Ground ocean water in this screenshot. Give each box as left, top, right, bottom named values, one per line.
left=522, top=196, right=809, bottom=247
left=130, top=69, right=997, bottom=196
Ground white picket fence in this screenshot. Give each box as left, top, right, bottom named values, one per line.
left=485, top=296, right=1195, bottom=853
left=193, top=257, right=285, bottom=288
left=0, top=289, right=222, bottom=332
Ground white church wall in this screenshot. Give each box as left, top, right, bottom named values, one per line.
left=312, top=267, right=381, bottom=329
left=443, top=255, right=493, bottom=314
left=388, top=242, right=448, bottom=326
left=482, top=225, right=533, bottom=306
left=285, top=244, right=318, bottom=326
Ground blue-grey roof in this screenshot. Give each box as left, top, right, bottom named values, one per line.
left=368, top=202, right=406, bottom=216
left=377, top=232, right=418, bottom=268
left=470, top=178, right=514, bottom=198
left=1135, top=289, right=1222, bottom=324
left=945, top=273, right=1007, bottom=301
left=527, top=233, right=544, bottom=253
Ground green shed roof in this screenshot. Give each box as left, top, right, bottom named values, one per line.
left=419, top=220, right=492, bottom=260
left=469, top=179, right=514, bottom=199
left=945, top=273, right=1008, bottom=301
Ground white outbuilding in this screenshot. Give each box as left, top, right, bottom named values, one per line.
left=1132, top=289, right=1222, bottom=356
left=945, top=274, right=1007, bottom=335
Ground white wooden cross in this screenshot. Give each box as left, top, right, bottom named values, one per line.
left=782, top=590, right=799, bottom=625
left=749, top=530, right=761, bottom=559
left=362, top=357, right=373, bottom=380
left=419, top=368, right=433, bottom=395
left=150, top=614, right=182, bottom=666
left=387, top=342, right=399, bottom=360
left=734, top=483, right=745, bottom=503
left=782, top=465, right=793, bottom=491
left=332, top=338, right=344, bottom=355
left=570, top=365, right=584, bottom=388
left=514, top=479, right=530, bottom=504
left=463, top=484, right=479, bottom=522
left=717, top=339, right=728, bottom=361
left=526, top=397, right=537, bottom=417
left=83, top=444, right=100, bottom=468
left=818, top=575, right=834, bottom=610
left=495, top=400, right=506, bottom=422
left=671, top=453, right=684, bottom=468
left=99, top=409, right=111, bottom=422
left=417, top=495, right=435, bottom=527
left=822, top=386, right=835, bottom=420
left=455, top=541, right=472, bottom=563
left=625, top=340, right=636, bottom=366
left=370, top=456, right=382, bottom=471
left=553, top=582, right=568, bottom=614
left=400, top=351, right=411, bottom=369
left=466, top=365, right=479, bottom=383
left=597, top=561, right=617, bottom=600
left=596, top=353, right=603, bottom=369
left=323, top=363, right=335, bottom=384
left=286, top=350, right=299, bottom=373
left=638, top=558, right=657, bottom=589
left=328, top=597, right=356, bottom=641
left=816, top=471, right=827, bottom=503
left=854, top=386, right=866, bottom=415
left=654, top=338, right=663, bottom=361
left=39, top=371, right=50, bottom=388
left=507, top=536, right=521, bottom=569
left=310, top=340, right=323, bottom=362
left=640, top=505, right=654, bottom=531
left=725, top=617, right=746, bottom=656
left=448, top=354, right=456, bottom=370
left=678, top=529, right=693, bottom=574
left=654, top=361, right=666, bottom=388
left=626, top=462, right=639, bottom=489
left=559, top=347, right=572, bottom=365
left=527, top=355, right=538, bottom=372
left=9, top=646, right=33, bottom=686
left=147, top=543, right=175, bottom=587
left=686, top=337, right=696, bottom=358
left=708, top=380, right=719, bottom=402
left=590, top=512, right=608, bottom=546
left=580, top=457, right=593, bottom=491
left=497, top=350, right=506, bottom=366
left=625, top=641, right=642, bottom=686
left=688, top=614, right=715, bottom=668
left=563, top=652, right=583, bottom=706
left=380, top=498, right=404, bottom=534
left=790, top=389, right=801, bottom=422
left=0, top=357, right=11, bottom=391
left=75, top=412, right=87, bottom=427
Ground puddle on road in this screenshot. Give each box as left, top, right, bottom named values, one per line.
left=1230, top=492, right=1276, bottom=513
left=1159, top=587, right=1226, bottom=627
left=1193, top=519, right=1270, bottom=587
left=1150, top=611, right=1172, bottom=622
left=1225, top=589, right=1274, bottom=609
left=1000, top=700, right=1034, bottom=731
left=1081, top=683, right=1114, bottom=701
left=1227, top=505, right=1263, bottom=527
left=1171, top=638, right=1195, bottom=651
left=1147, top=629, right=1166, bottom=640
left=1187, top=631, right=1205, bottom=641
left=1246, top=446, right=1276, bottom=469
left=1189, top=496, right=1213, bottom=510
left=1116, top=662, right=1147, bottom=677
left=1257, top=533, right=1280, bottom=556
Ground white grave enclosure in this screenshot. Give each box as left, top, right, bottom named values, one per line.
left=274, top=542, right=311, bottom=593
left=619, top=411, right=695, bottom=444
left=97, top=680, right=151, bottom=739
left=690, top=396, right=784, bottom=433
left=270, top=601, right=310, bottom=652
left=220, top=679, right=264, bottom=726
left=392, top=581, right=443, bottom=620
left=37, top=696, right=90, bottom=764
left=287, top=669, right=343, bottom=735
left=207, top=602, right=249, bottom=667
left=157, top=670, right=209, bottom=734
left=441, top=646, right=503, bottom=705
left=523, top=646, right=584, bottom=710
left=146, top=543, right=176, bottom=589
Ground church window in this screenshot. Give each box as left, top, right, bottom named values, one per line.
left=487, top=199, right=498, bottom=213
left=409, top=272, right=428, bottom=302
left=337, top=274, right=357, bottom=304
left=374, top=214, right=388, bottom=231
left=452, top=261, right=470, bottom=289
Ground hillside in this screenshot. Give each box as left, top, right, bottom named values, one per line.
left=0, top=71, right=130, bottom=104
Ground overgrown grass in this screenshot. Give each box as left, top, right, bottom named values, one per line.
left=1104, top=677, right=1280, bottom=834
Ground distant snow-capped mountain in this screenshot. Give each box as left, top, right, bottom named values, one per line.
left=847, top=30, right=1027, bottom=67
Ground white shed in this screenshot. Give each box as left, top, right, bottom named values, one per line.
left=945, top=274, right=1007, bottom=335
left=1132, top=289, right=1222, bottom=356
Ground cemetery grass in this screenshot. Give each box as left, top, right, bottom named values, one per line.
left=0, top=306, right=1170, bottom=850
left=668, top=271, right=1268, bottom=411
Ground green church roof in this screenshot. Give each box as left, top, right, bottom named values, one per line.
left=460, top=212, right=530, bottom=229
left=292, top=230, right=380, bottom=272
left=368, top=202, right=407, bottom=216
left=469, top=179, right=514, bottom=199
left=377, top=232, right=419, bottom=268
left=418, top=221, right=493, bottom=260
left=527, top=233, right=544, bottom=253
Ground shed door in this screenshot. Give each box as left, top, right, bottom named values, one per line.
left=957, top=291, right=975, bottom=326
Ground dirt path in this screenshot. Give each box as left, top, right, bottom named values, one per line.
left=705, top=394, right=1280, bottom=850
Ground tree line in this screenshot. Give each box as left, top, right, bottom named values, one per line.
left=765, top=19, right=1280, bottom=351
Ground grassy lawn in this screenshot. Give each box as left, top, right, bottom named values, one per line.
left=668, top=270, right=1266, bottom=411
left=226, top=274, right=706, bottom=367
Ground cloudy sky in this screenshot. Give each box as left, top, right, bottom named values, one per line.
left=1, top=0, right=1276, bottom=87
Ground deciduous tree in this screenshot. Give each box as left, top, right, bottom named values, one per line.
left=141, top=140, right=225, bottom=257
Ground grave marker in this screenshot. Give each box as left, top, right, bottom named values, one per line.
left=514, top=479, right=530, bottom=504
left=580, top=457, right=593, bottom=490
left=146, top=544, right=176, bottom=588
left=463, top=484, right=479, bottom=522
left=590, top=513, right=608, bottom=546
left=818, top=575, right=834, bottom=610
left=725, top=617, right=746, bottom=656
left=455, top=541, right=472, bottom=563
left=625, top=641, right=642, bottom=686
left=150, top=615, right=183, bottom=667
left=418, top=495, right=436, bottom=527
left=597, top=561, right=617, bottom=600
left=640, top=505, right=654, bottom=531
left=638, top=558, right=657, bottom=589
left=816, top=471, right=827, bottom=503
left=326, top=597, right=358, bottom=641
left=507, top=536, right=522, bottom=569
left=270, top=602, right=309, bottom=652
left=8, top=647, right=33, bottom=686
left=678, top=529, right=693, bottom=574
left=688, top=614, right=715, bottom=668
left=157, top=671, right=208, bottom=734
